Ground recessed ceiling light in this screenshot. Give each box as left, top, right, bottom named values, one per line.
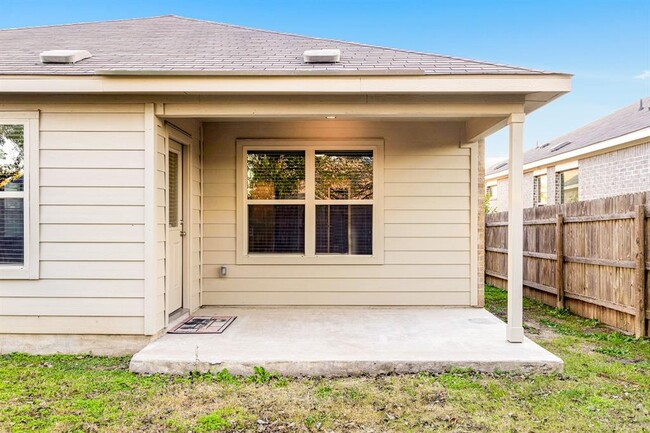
left=326, top=116, right=336, bottom=119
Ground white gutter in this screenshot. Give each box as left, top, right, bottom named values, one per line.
left=486, top=126, right=650, bottom=180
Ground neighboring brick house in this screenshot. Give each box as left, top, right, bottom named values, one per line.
left=486, top=97, right=650, bottom=211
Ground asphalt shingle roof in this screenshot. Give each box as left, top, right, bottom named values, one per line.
left=487, top=96, right=650, bottom=176
left=0, top=15, right=556, bottom=76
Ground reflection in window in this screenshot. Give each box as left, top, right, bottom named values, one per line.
left=316, top=205, right=372, bottom=255
left=0, top=124, right=25, bottom=265
left=560, top=169, right=579, bottom=204
left=247, top=151, right=305, bottom=200
left=315, top=151, right=373, bottom=200
left=248, top=205, right=305, bottom=253
left=534, top=174, right=548, bottom=206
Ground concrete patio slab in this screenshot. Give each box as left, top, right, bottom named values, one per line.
left=129, top=307, right=563, bottom=377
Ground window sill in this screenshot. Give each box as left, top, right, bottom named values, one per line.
left=236, top=254, right=384, bottom=265
left=0, top=265, right=37, bottom=279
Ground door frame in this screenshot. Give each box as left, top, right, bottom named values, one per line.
left=165, top=125, right=192, bottom=325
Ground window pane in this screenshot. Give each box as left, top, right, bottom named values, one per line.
left=535, top=174, right=547, bottom=206
left=0, top=198, right=24, bottom=265
left=248, top=205, right=304, bottom=253
left=247, top=151, right=305, bottom=200
left=316, top=205, right=372, bottom=255
left=315, top=151, right=373, bottom=200
left=561, top=169, right=579, bottom=203
left=0, top=124, right=25, bottom=192
left=169, top=151, right=179, bottom=228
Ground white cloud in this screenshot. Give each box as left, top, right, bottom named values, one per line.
left=635, top=70, right=650, bottom=80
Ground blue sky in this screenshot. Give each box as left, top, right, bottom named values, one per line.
left=2, top=0, right=649, bottom=165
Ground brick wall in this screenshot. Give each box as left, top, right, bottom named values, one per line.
left=495, top=178, right=509, bottom=212
left=547, top=166, right=557, bottom=205
left=579, top=141, right=650, bottom=201
left=523, top=172, right=534, bottom=208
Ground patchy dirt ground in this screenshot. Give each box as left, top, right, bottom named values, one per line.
left=1, top=286, right=649, bottom=432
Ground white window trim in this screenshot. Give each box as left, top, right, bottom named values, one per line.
left=0, top=111, right=39, bottom=279
left=236, top=139, right=384, bottom=265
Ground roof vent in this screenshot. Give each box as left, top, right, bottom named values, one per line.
left=40, top=50, right=92, bottom=64
left=550, top=141, right=571, bottom=152
left=303, top=49, right=341, bottom=63
left=494, top=162, right=507, bottom=170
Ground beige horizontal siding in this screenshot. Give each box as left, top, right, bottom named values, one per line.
left=40, top=168, right=144, bottom=187
left=1, top=105, right=146, bottom=335
left=0, top=316, right=144, bottom=335
left=40, top=243, right=144, bottom=261
left=40, top=205, right=144, bottom=224
left=203, top=291, right=470, bottom=306
left=201, top=120, right=472, bottom=306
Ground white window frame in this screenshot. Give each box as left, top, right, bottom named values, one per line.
left=236, top=139, right=384, bottom=265
left=0, top=111, right=39, bottom=279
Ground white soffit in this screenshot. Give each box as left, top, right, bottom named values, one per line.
left=40, top=50, right=92, bottom=64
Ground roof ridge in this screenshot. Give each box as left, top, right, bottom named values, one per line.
left=165, top=15, right=555, bottom=74
left=0, top=15, right=175, bottom=32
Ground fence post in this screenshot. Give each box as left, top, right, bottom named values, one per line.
left=555, top=214, right=565, bottom=309
left=634, top=205, right=647, bottom=338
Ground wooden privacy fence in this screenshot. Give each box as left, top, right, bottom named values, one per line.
left=485, top=192, right=650, bottom=337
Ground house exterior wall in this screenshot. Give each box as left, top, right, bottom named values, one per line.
left=522, top=172, right=534, bottom=208
left=202, top=120, right=476, bottom=306
left=0, top=104, right=148, bottom=335
left=488, top=140, right=650, bottom=210
left=495, top=178, right=509, bottom=212
left=546, top=166, right=557, bottom=205
left=578, top=140, right=650, bottom=201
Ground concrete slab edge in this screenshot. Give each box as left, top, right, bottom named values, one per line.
left=129, top=358, right=564, bottom=377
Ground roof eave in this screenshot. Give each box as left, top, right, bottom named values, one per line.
left=0, top=73, right=572, bottom=96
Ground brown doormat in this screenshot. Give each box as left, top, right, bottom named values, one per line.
left=168, top=316, right=236, bottom=334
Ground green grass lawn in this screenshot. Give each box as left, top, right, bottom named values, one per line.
left=1, top=286, right=649, bottom=432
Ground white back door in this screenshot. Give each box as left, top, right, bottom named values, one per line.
left=168, top=140, right=184, bottom=314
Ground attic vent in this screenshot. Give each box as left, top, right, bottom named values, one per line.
left=40, top=50, right=92, bottom=64
left=494, top=162, right=507, bottom=170
left=550, top=141, right=571, bottom=152
left=540, top=142, right=551, bottom=148
left=303, top=49, right=341, bottom=63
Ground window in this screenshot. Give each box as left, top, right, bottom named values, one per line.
left=0, top=113, right=38, bottom=279
left=486, top=185, right=497, bottom=200
left=534, top=174, right=548, bottom=206
left=239, top=140, right=382, bottom=264
left=559, top=169, right=579, bottom=204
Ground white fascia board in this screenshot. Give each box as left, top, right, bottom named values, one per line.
left=485, top=126, right=650, bottom=181
left=0, top=74, right=572, bottom=95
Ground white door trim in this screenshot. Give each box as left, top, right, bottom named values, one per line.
left=164, top=123, right=193, bottom=325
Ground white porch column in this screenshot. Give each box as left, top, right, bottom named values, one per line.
left=507, top=113, right=525, bottom=343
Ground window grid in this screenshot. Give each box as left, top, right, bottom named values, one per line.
left=242, top=144, right=377, bottom=259
left=0, top=114, right=38, bottom=280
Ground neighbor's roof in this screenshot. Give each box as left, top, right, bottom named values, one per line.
left=487, top=96, right=650, bottom=176
left=0, top=15, right=559, bottom=76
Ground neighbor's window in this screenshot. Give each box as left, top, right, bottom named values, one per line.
left=243, top=144, right=378, bottom=260
left=486, top=185, right=497, bottom=199
left=560, top=169, right=579, bottom=204
left=534, top=174, right=548, bottom=206
left=0, top=124, right=26, bottom=266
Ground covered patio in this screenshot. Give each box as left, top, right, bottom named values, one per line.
left=130, top=306, right=562, bottom=376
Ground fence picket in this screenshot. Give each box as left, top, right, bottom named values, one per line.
left=485, top=191, right=649, bottom=336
